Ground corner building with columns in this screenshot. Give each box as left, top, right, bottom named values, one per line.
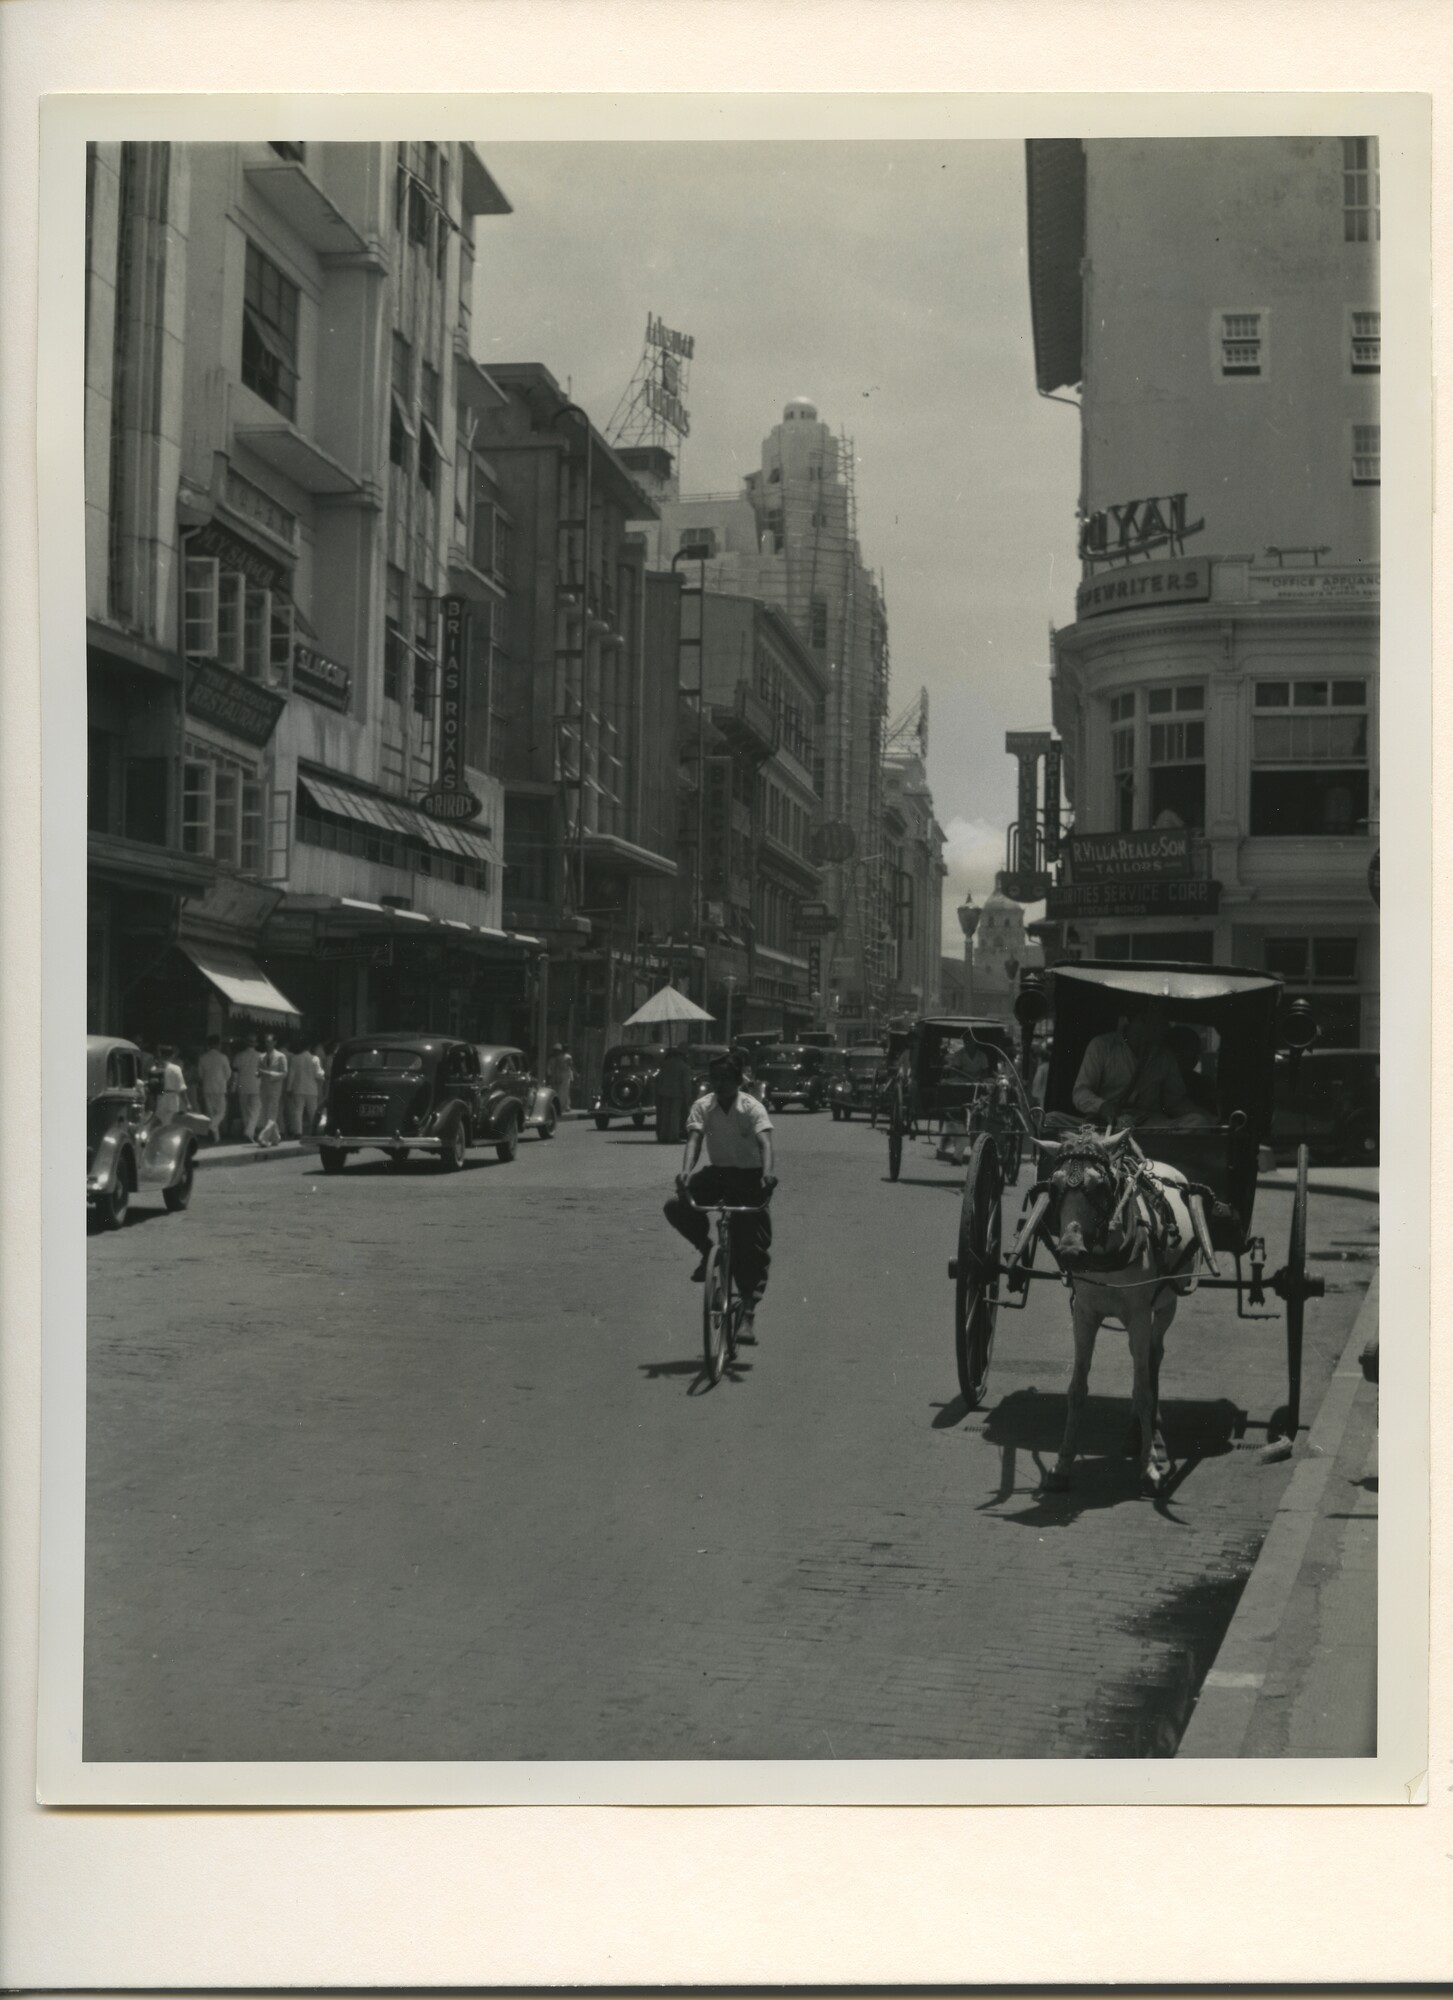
left=1026, top=136, right=1380, bottom=1047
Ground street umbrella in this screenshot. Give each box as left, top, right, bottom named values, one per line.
left=624, top=984, right=716, bottom=1029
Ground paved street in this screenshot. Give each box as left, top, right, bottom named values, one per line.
left=84, top=1112, right=1376, bottom=1762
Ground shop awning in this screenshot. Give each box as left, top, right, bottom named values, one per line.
left=299, top=772, right=499, bottom=864
left=179, top=944, right=302, bottom=1024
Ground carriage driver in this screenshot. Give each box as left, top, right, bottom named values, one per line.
left=665, top=1053, right=777, bottom=1343
left=1072, top=1000, right=1217, bottom=1131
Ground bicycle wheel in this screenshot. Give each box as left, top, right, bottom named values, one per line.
left=702, top=1241, right=730, bottom=1385
left=954, top=1134, right=1003, bottom=1408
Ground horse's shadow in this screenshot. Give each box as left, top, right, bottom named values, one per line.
left=975, top=1389, right=1247, bottom=1525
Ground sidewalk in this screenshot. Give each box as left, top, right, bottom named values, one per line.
left=194, top=1138, right=304, bottom=1170
left=1178, top=1266, right=1379, bottom=1757
left=1256, top=1162, right=1380, bottom=1202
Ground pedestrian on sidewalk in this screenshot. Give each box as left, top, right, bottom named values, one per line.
left=285, top=1039, right=321, bottom=1136
left=546, top=1044, right=577, bottom=1115
left=234, top=1031, right=262, bottom=1142
left=198, top=1034, right=232, bottom=1143
left=153, top=1044, right=186, bottom=1126
left=255, top=1031, right=288, bottom=1146
left=653, top=1042, right=693, bottom=1144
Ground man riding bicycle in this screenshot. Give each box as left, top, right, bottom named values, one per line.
left=664, top=1051, right=776, bottom=1342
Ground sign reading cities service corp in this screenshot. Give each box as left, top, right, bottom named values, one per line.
left=1069, top=828, right=1192, bottom=883
left=1075, top=558, right=1212, bottom=622
left=1046, top=878, right=1220, bottom=921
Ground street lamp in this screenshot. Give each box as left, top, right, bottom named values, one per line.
left=956, top=894, right=980, bottom=1013
left=672, top=542, right=712, bottom=1012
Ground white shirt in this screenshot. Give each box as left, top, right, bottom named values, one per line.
left=199, top=1049, right=232, bottom=1093
left=234, top=1048, right=261, bottom=1090
left=686, top=1090, right=773, bottom=1169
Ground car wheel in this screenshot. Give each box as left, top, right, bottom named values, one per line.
left=496, top=1117, right=520, bottom=1164
left=97, top=1156, right=133, bottom=1230
left=539, top=1103, right=557, bottom=1140
left=440, top=1120, right=467, bottom=1173
left=594, top=1113, right=610, bottom=1131
left=162, top=1145, right=196, bottom=1212
left=320, top=1147, right=348, bottom=1175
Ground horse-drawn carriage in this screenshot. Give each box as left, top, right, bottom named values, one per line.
left=948, top=961, right=1327, bottom=1489
left=880, top=1015, right=1028, bottom=1184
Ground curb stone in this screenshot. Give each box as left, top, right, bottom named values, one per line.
left=1176, top=1267, right=1379, bottom=1757
left=194, top=1142, right=304, bottom=1171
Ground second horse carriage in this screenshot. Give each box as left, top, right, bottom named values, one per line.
left=947, top=960, right=1327, bottom=1486
left=881, top=1015, right=1029, bottom=1185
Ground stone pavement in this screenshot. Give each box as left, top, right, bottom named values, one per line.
left=84, top=1115, right=1378, bottom=1763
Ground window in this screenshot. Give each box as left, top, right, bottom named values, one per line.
left=384, top=566, right=405, bottom=703
left=1352, top=424, right=1380, bottom=485
left=1146, top=684, right=1205, bottom=830
left=183, top=552, right=291, bottom=687
left=1096, top=933, right=1215, bottom=966
left=1251, top=679, right=1371, bottom=836
left=1343, top=137, right=1379, bottom=243
left=1110, top=691, right=1135, bottom=832
left=390, top=332, right=414, bottom=470
left=394, top=141, right=408, bottom=233
left=412, top=596, right=436, bottom=717
left=1349, top=309, right=1381, bottom=374
left=1266, top=937, right=1362, bottom=1045
left=241, top=241, right=299, bottom=420
left=809, top=598, right=828, bottom=649
left=418, top=363, right=444, bottom=493
left=1219, top=310, right=1264, bottom=377
left=183, top=743, right=265, bottom=872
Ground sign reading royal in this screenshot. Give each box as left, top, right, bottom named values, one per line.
left=1047, top=878, right=1220, bottom=921
left=1078, top=492, right=1205, bottom=564
left=1075, top=558, right=1212, bottom=622
left=1069, top=827, right=1192, bottom=884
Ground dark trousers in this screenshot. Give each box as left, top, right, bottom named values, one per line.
left=664, top=1167, right=772, bottom=1305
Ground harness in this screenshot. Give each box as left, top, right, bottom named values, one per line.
left=1048, top=1142, right=1185, bottom=1276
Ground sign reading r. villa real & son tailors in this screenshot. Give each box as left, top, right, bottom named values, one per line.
left=1069, top=828, right=1192, bottom=883
left=418, top=596, right=482, bottom=824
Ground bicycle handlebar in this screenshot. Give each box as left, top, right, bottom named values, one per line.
left=680, top=1185, right=776, bottom=1215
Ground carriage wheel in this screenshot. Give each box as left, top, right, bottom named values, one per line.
left=887, top=1093, right=904, bottom=1181
left=999, top=1126, right=1024, bottom=1188
left=1268, top=1144, right=1311, bottom=1444
left=954, top=1135, right=1003, bottom=1408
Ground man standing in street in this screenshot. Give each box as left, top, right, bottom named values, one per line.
left=664, top=1052, right=776, bottom=1343
left=153, top=1045, right=186, bottom=1125
left=653, top=1042, right=693, bottom=1144
left=198, top=1033, right=232, bottom=1143
left=547, top=1044, right=577, bottom=1115
left=255, top=1031, right=288, bottom=1146
left=286, top=1039, right=321, bottom=1136
left=234, top=1031, right=262, bottom=1143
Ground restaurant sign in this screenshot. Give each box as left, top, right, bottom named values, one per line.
left=1069, top=828, right=1192, bottom=883
left=186, top=658, right=286, bottom=746
left=1047, top=878, right=1220, bottom=921
left=292, top=642, right=352, bottom=712
left=1075, top=558, right=1212, bottom=622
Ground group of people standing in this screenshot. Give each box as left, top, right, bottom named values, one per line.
left=179, top=1030, right=331, bottom=1146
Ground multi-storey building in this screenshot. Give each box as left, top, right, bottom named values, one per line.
left=628, top=401, right=892, bottom=1030
left=881, top=748, right=946, bottom=1018
left=468, top=364, right=677, bottom=1086
left=1027, top=137, right=1380, bottom=1047
left=86, top=139, right=544, bottom=1053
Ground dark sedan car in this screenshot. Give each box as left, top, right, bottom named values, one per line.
left=307, top=1036, right=550, bottom=1171
left=1270, top=1048, right=1379, bottom=1165
left=592, top=1043, right=665, bottom=1130
left=755, top=1042, right=830, bottom=1112
left=828, top=1042, right=885, bottom=1121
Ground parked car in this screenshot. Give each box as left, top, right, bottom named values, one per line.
left=1270, top=1048, right=1379, bottom=1165
left=796, top=1030, right=836, bottom=1050
left=86, top=1035, right=209, bottom=1230
left=755, top=1042, right=831, bottom=1112
left=828, top=1042, right=886, bottom=1121
left=307, top=1036, right=553, bottom=1171
left=731, top=1030, right=786, bottom=1061
left=591, top=1043, right=664, bottom=1129
left=685, top=1042, right=759, bottom=1096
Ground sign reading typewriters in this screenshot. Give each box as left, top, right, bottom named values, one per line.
left=1075, top=558, right=1212, bottom=622
left=1069, top=828, right=1192, bottom=884
left=1046, top=878, right=1220, bottom=921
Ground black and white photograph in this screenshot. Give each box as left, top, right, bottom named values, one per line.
left=34, top=91, right=1428, bottom=1809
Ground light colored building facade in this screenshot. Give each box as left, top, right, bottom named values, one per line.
left=627, top=400, right=892, bottom=1031
left=86, top=139, right=540, bottom=1052
left=880, top=749, right=946, bottom=1018
left=1028, top=137, right=1380, bottom=1047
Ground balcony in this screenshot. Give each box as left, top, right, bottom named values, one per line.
left=234, top=419, right=366, bottom=499
left=242, top=153, right=368, bottom=257
left=712, top=681, right=777, bottom=763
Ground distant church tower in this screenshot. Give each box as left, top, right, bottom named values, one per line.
left=973, top=881, right=1037, bottom=1018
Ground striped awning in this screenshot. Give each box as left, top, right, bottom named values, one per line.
left=299, top=772, right=498, bottom=864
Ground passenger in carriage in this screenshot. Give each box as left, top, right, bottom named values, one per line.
left=1166, top=1023, right=1220, bottom=1117
left=1072, top=1001, right=1217, bottom=1131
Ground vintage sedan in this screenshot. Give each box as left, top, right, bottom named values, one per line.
left=86, top=1035, right=210, bottom=1230
left=591, top=1043, right=664, bottom=1130
left=828, top=1042, right=886, bottom=1121
left=307, top=1036, right=553, bottom=1172
left=755, top=1042, right=830, bottom=1112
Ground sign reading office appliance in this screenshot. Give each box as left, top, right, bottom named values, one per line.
left=1075, top=558, right=1212, bottom=622
left=1078, top=493, right=1205, bottom=565
left=1069, top=828, right=1192, bottom=884
left=417, top=596, right=480, bottom=823
left=1046, top=878, right=1221, bottom=921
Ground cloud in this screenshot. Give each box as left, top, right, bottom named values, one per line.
left=938, top=815, right=1046, bottom=945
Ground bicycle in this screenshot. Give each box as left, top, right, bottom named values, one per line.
left=684, top=1182, right=776, bottom=1386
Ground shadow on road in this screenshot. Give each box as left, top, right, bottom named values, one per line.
left=884, top=1175, right=964, bottom=1191
left=639, top=1355, right=754, bottom=1394
left=969, top=1389, right=1247, bottom=1525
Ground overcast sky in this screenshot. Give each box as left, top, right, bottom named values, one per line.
left=472, top=142, right=1079, bottom=938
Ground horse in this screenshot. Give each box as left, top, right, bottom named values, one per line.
left=1023, top=1129, right=1211, bottom=1496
